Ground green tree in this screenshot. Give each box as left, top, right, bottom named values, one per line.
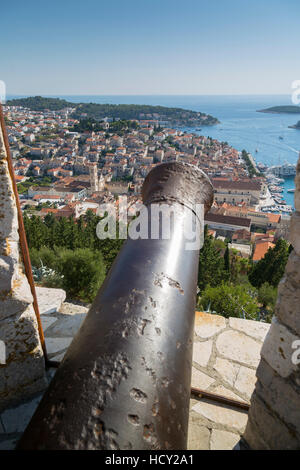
left=258, top=283, right=277, bottom=309
left=224, top=245, right=230, bottom=272
left=58, top=248, right=106, bottom=302
left=199, top=282, right=259, bottom=320
left=198, top=226, right=228, bottom=292
left=249, top=239, right=289, bottom=288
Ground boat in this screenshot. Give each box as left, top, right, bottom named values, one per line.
left=255, top=148, right=259, bottom=153
left=279, top=136, right=284, bottom=140
left=287, top=188, right=295, bottom=193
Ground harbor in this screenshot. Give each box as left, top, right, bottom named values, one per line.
left=257, top=161, right=296, bottom=214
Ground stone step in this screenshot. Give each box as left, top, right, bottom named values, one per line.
left=35, top=287, right=66, bottom=315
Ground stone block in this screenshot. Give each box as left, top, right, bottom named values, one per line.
left=1, top=393, right=43, bottom=433
left=261, top=316, right=299, bottom=378
left=191, top=367, right=215, bottom=390
left=36, top=287, right=66, bottom=315
left=212, top=385, right=245, bottom=402
left=0, top=274, right=33, bottom=321
left=194, top=311, right=226, bottom=338
left=192, top=399, right=248, bottom=432
left=285, top=250, right=300, bottom=287
left=255, top=359, right=300, bottom=434
left=244, top=393, right=299, bottom=449
left=229, top=317, right=270, bottom=342
left=213, top=357, right=240, bottom=387
left=276, top=277, right=300, bottom=334
left=210, top=429, right=240, bottom=450
left=45, top=312, right=85, bottom=337
left=216, top=330, right=261, bottom=367
left=289, top=212, right=300, bottom=256
left=234, top=366, right=257, bottom=400
left=187, top=416, right=211, bottom=450
left=192, top=340, right=212, bottom=367
left=45, top=337, right=73, bottom=356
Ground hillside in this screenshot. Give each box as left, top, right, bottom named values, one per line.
left=257, top=105, right=300, bottom=114
left=289, top=120, right=300, bottom=129
left=6, top=96, right=220, bottom=127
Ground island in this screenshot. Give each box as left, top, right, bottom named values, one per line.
left=289, top=120, right=300, bottom=129
left=6, top=96, right=220, bottom=127
left=257, top=105, right=300, bottom=114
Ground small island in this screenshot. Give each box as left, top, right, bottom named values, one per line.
left=289, top=120, right=300, bottom=129
left=257, top=105, right=300, bottom=114
left=6, top=96, right=220, bottom=127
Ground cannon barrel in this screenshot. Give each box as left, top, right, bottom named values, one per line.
left=17, top=162, right=213, bottom=450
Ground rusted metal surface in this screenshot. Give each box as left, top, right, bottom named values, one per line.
left=0, top=104, right=48, bottom=362
left=17, top=162, right=214, bottom=450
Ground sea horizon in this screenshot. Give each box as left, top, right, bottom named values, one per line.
left=6, top=93, right=299, bottom=208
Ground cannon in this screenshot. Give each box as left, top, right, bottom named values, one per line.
left=17, top=162, right=213, bottom=450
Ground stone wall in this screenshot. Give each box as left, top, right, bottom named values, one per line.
left=0, top=118, right=47, bottom=412
left=243, top=157, right=300, bottom=449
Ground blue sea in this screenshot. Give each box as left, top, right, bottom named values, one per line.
left=8, top=94, right=300, bottom=207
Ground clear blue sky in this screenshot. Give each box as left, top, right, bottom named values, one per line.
left=1, top=0, right=299, bottom=95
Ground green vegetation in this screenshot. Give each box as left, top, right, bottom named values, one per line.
left=199, top=282, right=259, bottom=320
left=198, top=226, right=229, bottom=292
left=257, top=105, right=300, bottom=114
left=241, top=149, right=261, bottom=177
left=249, top=239, right=289, bottom=288
left=30, top=246, right=106, bottom=302
left=17, top=176, right=52, bottom=194
left=7, top=96, right=73, bottom=111
left=7, top=96, right=219, bottom=127
left=196, top=226, right=285, bottom=322
left=24, top=211, right=124, bottom=302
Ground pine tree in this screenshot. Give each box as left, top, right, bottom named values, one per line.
left=249, top=238, right=289, bottom=288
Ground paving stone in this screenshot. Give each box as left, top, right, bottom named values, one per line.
left=187, top=415, right=210, bottom=450
left=191, top=367, right=215, bottom=390
left=229, top=317, right=270, bottom=342
left=213, top=357, right=240, bottom=387
left=192, top=340, right=213, bottom=368
left=192, top=399, right=248, bottom=432
left=45, top=313, right=85, bottom=338
left=260, top=316, right=299, bottom=378
left=45, top=337, right=73, bottom=356
left=216, top=330, right=261, bottom=367
left=51, top=352, right=66, bottom=362
left=210, top=429, right=240, bottom=450
left=234, top=366, right=257, bottom=400
left=194, top=312, right=226, bottom=339
left=40, top=316, right=57, bottom=332
left=1, top=394, right=43, bottom=433
left=36, top=287, right=66, bottom=315
left=212, top=385, right=246, bottom=403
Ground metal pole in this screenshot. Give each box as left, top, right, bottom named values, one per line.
left=17, top=162, right=213, bottom=450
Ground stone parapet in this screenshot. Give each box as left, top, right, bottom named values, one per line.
left=243, top=156, right=300, bottom=449
left=0, top=115, right=47, bottom=411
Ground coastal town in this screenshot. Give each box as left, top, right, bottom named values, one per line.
left=3, top=102, right=295, bottom=263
